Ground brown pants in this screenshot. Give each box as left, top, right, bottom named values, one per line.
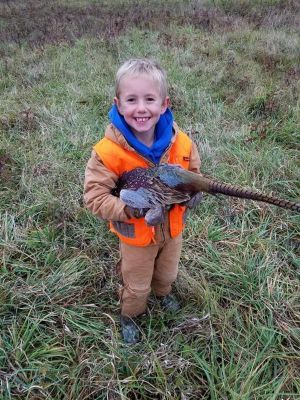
left=119, top=234, right=182, bottom=317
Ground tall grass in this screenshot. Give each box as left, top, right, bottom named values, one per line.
left=1, top=0, right=299, bottom=399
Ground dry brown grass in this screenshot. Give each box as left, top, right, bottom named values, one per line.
left=1, top=0, right=299, bottom=48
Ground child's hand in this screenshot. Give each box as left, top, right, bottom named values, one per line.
left=182, top=192, right=203, bottom=209
left=124, top=206, right=147, bottom=219
left=145, top=206, right=165, bottom=226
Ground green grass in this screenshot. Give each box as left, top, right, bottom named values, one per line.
left=1, top=0, right=299, bottom=399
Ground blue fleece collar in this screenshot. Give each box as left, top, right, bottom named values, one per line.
left=108, top=104, right=173, bottom=164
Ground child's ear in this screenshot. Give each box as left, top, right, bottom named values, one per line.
left=114, top=97, right=123, bottom=115
left=161, top=96, right=170, bottom=114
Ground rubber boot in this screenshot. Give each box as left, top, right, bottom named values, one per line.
left=120, top=315, right=140, bottom=344
left=160, top=294, right=181, bottom=312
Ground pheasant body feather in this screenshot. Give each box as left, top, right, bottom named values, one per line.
left=113, top=164, right=300, bottom=217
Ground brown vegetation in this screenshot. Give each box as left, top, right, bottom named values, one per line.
left=1, top=0, right=299, bottom=47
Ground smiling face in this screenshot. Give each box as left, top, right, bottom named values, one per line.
left=114, top=73, right=169, bottom=141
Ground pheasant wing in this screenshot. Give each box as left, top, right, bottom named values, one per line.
left=120, top=181, right=190, bottom=209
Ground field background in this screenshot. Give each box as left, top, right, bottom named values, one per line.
left=0, top=0, right=299, bottom=399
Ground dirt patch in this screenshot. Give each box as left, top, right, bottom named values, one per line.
left=0, top=153, right=10, bottom=175
left=0, top=151, right=19, bottom=185
left=0, top=109, right=38, bottom=134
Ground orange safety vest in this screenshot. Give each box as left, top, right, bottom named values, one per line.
left=93, top=131, right=192, bottom=246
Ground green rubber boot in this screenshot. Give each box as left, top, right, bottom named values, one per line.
left=120, top=316, right=140, bottom=344
left=160, top=294, right=181, bottom=312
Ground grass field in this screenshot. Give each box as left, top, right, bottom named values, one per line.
left=0, top=0, right=299, bottom=399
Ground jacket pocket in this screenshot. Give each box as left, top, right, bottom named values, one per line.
left=111, top=221, right=135, bottom=238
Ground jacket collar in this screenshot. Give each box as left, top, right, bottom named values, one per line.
left=108, top=105, right=174, bottom=164
left=104, top=121, right=180, bottom=151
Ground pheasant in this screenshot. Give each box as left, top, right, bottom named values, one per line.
left=113, top=164, right=300, bottom=225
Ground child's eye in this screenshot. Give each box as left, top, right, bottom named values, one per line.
left=127, top=98, right=135, bottom=102
left=147, top=97, right=155, bottom=102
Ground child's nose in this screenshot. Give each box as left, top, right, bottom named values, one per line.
left=136, top=100, right=147, bottom=113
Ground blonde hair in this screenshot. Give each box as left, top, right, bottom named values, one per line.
left=115, top=58, right=168, bottom=99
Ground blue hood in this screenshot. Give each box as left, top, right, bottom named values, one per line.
left=108, top=104, right=173, bottom=164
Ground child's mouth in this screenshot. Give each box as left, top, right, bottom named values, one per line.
left=135, top=117, right=150, bottom=123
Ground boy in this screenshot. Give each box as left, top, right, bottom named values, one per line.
left=84, top=59, right=202, bottom=344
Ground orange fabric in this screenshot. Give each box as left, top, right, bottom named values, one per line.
left=167, top=131, right=191, bottom=238
left=93, top=138, right=149, bottom=175
left=93, top=131, right=192, bottom=246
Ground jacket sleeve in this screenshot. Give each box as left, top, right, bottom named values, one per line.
left=84, top=150, right=129, bottom=221
left=189, top=141, right=201, bottom=174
